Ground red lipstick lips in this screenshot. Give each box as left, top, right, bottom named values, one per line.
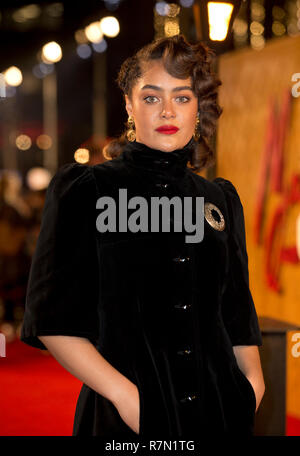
left=155, top=125, right=179, bottom=135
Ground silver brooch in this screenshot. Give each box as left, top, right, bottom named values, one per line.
left=204, top=202, right=225, bottom=231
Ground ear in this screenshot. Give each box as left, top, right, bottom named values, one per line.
left=125, top=94, right=133, bottom=117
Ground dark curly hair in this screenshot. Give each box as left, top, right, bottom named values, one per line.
left=104, top=34, right=223, bottom=172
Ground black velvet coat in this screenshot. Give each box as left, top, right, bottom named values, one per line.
left=20, top=138, right=262, bottom=438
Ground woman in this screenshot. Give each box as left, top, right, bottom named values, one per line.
left=21, top=34, right=265, bottom=438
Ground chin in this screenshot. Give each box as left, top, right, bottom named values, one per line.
left=153, top=137, right=183, bottom=152
left=138, top=134, right=187, bottom=152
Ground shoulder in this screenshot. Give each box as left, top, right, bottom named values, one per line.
left=92, top=156, right=126, bottom=178
left=39, top=163, right=99, bottom=229
left=212, top=177, right=244, bottom=215
left=47, top=163, right=96, bottom=202
left=212, top=177, right=248, bottom=238
left=186, top=171, right=238, bottom=196
left=213, top=177, right=240, bottom=201
left=186, top=171, right=239, bottom=208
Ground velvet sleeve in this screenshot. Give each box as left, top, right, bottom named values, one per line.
left=214, top=177, right=263, bottom=347
left=20, top=163, right=100, bottom=350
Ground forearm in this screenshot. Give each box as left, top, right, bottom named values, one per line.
left=233, top=345, right=265, bottom=412
left=38, top=335, right=133, bottom=405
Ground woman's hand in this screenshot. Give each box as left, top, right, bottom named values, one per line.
left=36, top=336, right=141, bottom=432
left=233, top=345, right=265, bottom=413
left=247, top=375, right=265, bottom=413
left=111, top=380, right=140, bottom=434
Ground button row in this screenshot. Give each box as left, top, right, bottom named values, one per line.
left=171, top=249, right=194, bottom=408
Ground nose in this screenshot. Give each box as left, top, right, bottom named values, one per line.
left=160, top=98, right=175, bottom=119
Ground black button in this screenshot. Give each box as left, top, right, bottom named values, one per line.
left=174, top=303, right=192, bottom=310
left=155, top=182, right=170, bottom=189
left=180, top=394, right=198, bottom=403
left=177, top=348, right=193, bottom=356
left=153, top=159, right=170, bottom=165
left=172, top=256, right=190, bottom=263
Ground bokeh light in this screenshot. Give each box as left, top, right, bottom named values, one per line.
left=85, top=21, right=103, bottom=43
left=250, top=21, right=264, bottom=35
left=75, top=29, right=89, bottom=44
left=16, top=134, right=32, bottom=151
left=26, top=167, right=52, bottom=190
left=4, top=86, right=16, bottom=97
left=20, top=4, right=41, bottom=19
left=272, top=20, right=286, bottom=36
left=164, top=19, right=180, bottom=36
left=272, top=6, right=285, bottom=21
left=208, top=2, right=234, bottom=41
left=76, top=44, right=92, bottom=59
left=39, top=63, right=54, bottom=75
left=42, top=41, right=62, bottom=63
left=250, top=34, right=265, bottom=50
left=251, top=2, right=265, bottom=21
left=99, top=16, right=120, bottom=37
left=92, top=39, right=108, bottom=53
left=36, top=134, right=52, bottom=150
left=233, top=18, right=248, bottom=37
left=155, top=1, right=170, bottom=16
left=32, top=63, right=54, bottom=79
left=45, top=2, right=64, bottom=18
left=0, top=322, right=15, bottom=343
left=74, top=148, right=90, bottom=163
left=4, top=66, right=23, bottom=87
left=166, top=3, right=180, bottom=17
left=12, top=4, right=41, bottom=23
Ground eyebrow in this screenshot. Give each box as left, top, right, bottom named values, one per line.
left=141, top=84, right=193, bottom=92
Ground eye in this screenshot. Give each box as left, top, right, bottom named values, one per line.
left=144, top=95, right=159, bottom=104
left=176, top=96, right=190, bottom=103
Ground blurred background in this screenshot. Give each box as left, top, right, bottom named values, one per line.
left=0, top=0, right=300, bottom=437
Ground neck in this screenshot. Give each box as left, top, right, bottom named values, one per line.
left=120, top=137, right=195, bottom=179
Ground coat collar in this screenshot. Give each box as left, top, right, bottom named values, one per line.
left=120, top=137, right=195, bottom=179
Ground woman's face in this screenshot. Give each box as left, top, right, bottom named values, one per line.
left=125, top=59, right=199, bottom=152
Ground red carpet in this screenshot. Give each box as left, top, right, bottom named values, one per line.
left=0, top=338, right=82, bottom=436
left=0, top=338, right=300, bottom=436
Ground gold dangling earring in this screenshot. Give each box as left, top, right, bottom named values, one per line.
left=193, top=113, right=201, bottom=141
left=126, top=115, right=136, bottom=142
